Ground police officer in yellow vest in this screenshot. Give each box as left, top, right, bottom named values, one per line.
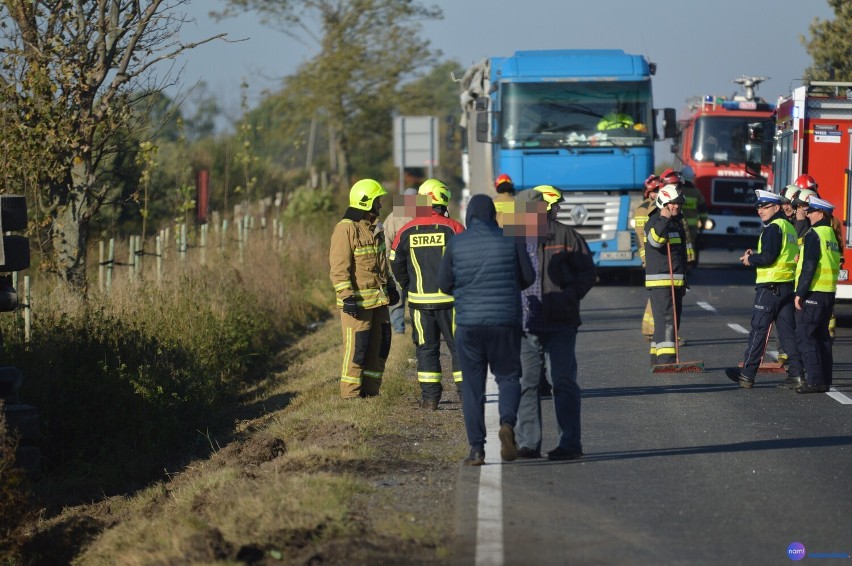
left=725, top=190, right=804, bottom=389
left=793, top=196, right=841, bottom=394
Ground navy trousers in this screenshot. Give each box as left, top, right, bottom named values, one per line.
left=742, top=283, right=803, bottom=379
left=454, top=324, right=522, bottom=451
left=795, top=292, right=834, bottom=386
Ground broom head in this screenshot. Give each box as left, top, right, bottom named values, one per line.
left=738, top=361, right=786, bottom=374
left=651, top=360, right=705, bottom=373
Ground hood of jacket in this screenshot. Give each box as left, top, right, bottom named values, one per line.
left=465, top=194, right=497, bottom=228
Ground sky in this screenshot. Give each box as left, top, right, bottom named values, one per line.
left=174, top=0, right=837, bottom=145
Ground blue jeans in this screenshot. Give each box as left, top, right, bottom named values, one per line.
left=389, top=285, right=407, bottom=333
left=517, top=327, right=582, bottom=453
left=455, top=325, right=522, bottom=451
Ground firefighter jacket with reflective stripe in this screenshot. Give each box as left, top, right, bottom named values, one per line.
left=680, top=184, right=708, bottom=240
left=492, top=192, right=515, bottom=228
left=643, top=209, right=687, bottom=288
left=329, top=216, right=391, bottom=309
left=753, top=215, right=798, bottom=284
left=390, top=211, right=464, bottom=309
left=634, top=198, right=695, bottom=267
left=795, top=222, right=841, bottom=296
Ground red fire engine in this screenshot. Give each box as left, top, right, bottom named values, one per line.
left=672, top=76, right=776, bottom=244
left=768, top=81, right=852, bottom=301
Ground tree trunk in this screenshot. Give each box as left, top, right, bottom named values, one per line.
left=332, top=125, right=351, bottom=190
left=51, top=162, right=94, bottom=296
left=52, top=195, right=91, bottom=295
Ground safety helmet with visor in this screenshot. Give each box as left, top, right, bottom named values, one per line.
left=794, top=174, right=818, bottom=192
left=418, top=178, right=451, bottom=207
left=792, top=188, right=816, bottom=208
left=531, top=185, right=563, bottom=211
left=659, top=168, right=684, bottom=187
left=644, top=174, right=663, bottom=198
left=349, top=179, right=388, bottom=211
left=782, top=184, right=800, bottom=204
left=655, top=184, right=685, bottom=209
left=494, top=173, right=514, bottom=190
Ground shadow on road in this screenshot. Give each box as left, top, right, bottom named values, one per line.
left=576, top=435, right=852, bottom=462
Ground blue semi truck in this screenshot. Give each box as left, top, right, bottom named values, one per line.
left=457, top=49, right=676, bottom=270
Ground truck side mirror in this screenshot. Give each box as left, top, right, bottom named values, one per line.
left=744, top=122, right=763, bottom=177
left=663, top=108, right=677, bottom=140
left=475, top=111, right=500, bottom=144
left=744, top=144, right=762, bottom=177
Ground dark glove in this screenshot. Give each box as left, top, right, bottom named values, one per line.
left=387, top=284, right=400, bottom=306
left=342, top=297, right=359, bottom=317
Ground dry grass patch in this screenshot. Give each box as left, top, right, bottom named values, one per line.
left=35, top=311, right=467, bottom=564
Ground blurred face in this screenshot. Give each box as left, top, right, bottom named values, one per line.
left=391, top=193, right=420, bottom=218
left=503, top=199, right=548, bottom=242
left=665, top=202, right=682, bottom=215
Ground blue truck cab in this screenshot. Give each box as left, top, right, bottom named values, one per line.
left=458, top=49, right=675, bottom=269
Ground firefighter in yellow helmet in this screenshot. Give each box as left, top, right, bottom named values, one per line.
left=329, top=179, right=399, bottom=399
left=390, top=178, right=465, bottom=410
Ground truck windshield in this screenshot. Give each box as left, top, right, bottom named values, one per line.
left=692, top=116, right=775, bottom=165
left=500, top=81, right=653, bottom=149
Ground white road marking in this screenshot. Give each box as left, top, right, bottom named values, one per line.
left=476, top=373, right=504, bottom=566
left=700, top=299, right=850, bottom=406
left=697, top=301, right=716, bottom=312
left=827, top=388, right=852, bottom=405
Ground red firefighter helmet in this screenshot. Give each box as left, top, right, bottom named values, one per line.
left=794, top=174, right=818, bottom=192
left=659, top=168, right=684, bottom=186
left=643, top=174, right=663, bottom=198
left=494, top=173, right=513, bottom=189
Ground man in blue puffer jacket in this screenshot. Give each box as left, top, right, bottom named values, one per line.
left=438, top=194, right=535, bottom=466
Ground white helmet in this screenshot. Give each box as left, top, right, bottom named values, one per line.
left=792, top=188, right=816, bottom=208
left=782, top=184, right=800, bottom=204
left=655, top=184, right=685, bottom=209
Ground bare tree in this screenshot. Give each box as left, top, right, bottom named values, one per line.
left=218, top=0, right=442, bottom=189
left=0, top=0, right=224, bottom=293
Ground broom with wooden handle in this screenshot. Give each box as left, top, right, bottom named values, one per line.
left=651, top=240, right=704, bottom=374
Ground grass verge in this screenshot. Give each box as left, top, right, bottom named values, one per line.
left=21, top=311, right=467, bottom=564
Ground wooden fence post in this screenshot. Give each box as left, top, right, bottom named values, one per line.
left=156, top=235, right=163, bottom=285
left=98, top=240, right=105, bottom=293
left=107, top=238, right=115, bottom=294
left=23, top=275, right=31, bottom=346
left=200, top=224, right=208, bottom=266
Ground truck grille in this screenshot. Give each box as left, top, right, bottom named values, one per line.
left=554, top=194, right=621, bottom=242
left=712, top=178, right=766, bottom=207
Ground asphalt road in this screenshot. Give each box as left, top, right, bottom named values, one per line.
left=453, top=249, right=852, bottom=565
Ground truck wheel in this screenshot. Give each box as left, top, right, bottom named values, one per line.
left=0, top=235, right=30, bottom=272
left=0, top=195, right=28, bottom=232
